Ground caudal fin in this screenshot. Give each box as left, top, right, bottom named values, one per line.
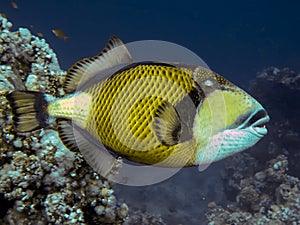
left=6, top=91, right=49, bottom=132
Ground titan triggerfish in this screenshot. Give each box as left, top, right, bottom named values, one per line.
left=6, top=36, right=270, bottom=179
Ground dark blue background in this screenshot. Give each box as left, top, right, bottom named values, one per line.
left=1, top=0, right=299, bottom=87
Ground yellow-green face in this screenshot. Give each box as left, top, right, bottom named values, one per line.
left=192, top=69, right=269, bottom=166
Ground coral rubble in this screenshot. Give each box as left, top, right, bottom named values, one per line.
left=0, top=15, right=133, bottom=224
left=249, top=67, right=300, bottom=177
left=207, top=155, right=300, bottom=224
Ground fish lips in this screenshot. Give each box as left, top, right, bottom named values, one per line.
left=251, top=115, right=270, bottom=136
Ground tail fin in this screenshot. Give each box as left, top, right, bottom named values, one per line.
left=6, top=91, right=49, bottom=132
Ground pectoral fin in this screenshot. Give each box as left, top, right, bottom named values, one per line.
left=153, top=102, right=181, bottom=146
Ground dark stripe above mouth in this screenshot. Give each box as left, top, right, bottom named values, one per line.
left=233, top=109, right=269, bottom=130
left=248, top=109, right=268, bottom=128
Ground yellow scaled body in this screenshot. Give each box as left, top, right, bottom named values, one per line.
left=50, top=63, right=199, bottom=167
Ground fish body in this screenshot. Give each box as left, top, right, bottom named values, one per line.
left=49, top=63, right=200, bottom=167
left=52, top=29, right=68, bottom=41
left=37, top=32, right=44, bottom=37
left=7, top=36, right=270, bottom=176
left=10, top=0, right=18, bottom=9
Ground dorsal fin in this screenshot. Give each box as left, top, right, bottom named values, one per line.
left=63, top=35, right=133, bottom=93
left=152, top=102, right=182, bottom=146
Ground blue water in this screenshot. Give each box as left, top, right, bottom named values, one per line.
left=1, top=0, right=299, bottom=87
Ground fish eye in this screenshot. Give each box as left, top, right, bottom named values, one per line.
left=203, top=79, right=213, bottom=87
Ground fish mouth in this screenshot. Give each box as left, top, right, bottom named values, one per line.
left=238, top=109, right=270, bottom=137
left=251, top=114, right=270, bottom=136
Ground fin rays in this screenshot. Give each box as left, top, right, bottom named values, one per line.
left=63, top=35, right=133, bottom=93
left=6, top=91, right=49, bottom=132
left=58, top=120, right=117, bottom=177
left=153, top=102, right=182, bottom=146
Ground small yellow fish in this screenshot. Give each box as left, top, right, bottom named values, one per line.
left=7, top=36, right=270, bottom=179
left=37, top=32, right=44, bottom=38
left=0, top=13, right=7, bottom=18
left=52, top=29, right=68, bottom=41
left=28, top=25, right=43, bottom=38
left=10, top=0, right=18, bottom=9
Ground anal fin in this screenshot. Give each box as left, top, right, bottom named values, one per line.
left=57, top=120, right=117, bottom=177
left=57, top=120, right=78, bottom=152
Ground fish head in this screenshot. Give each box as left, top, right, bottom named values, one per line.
left=192, top=67, right=270, bottom=167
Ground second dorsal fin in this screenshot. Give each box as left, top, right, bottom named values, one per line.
left=63, top=35, right=133, bottom=93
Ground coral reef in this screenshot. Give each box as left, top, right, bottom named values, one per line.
left=207, top=155, right=300, bottom=224
left=124, top=210, right=165, bottom=225
left=253, top=67, right=300, bottom=90
left=0, top=15, right=135, bottom=224
left=249, top=67, right=300, bottom=177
